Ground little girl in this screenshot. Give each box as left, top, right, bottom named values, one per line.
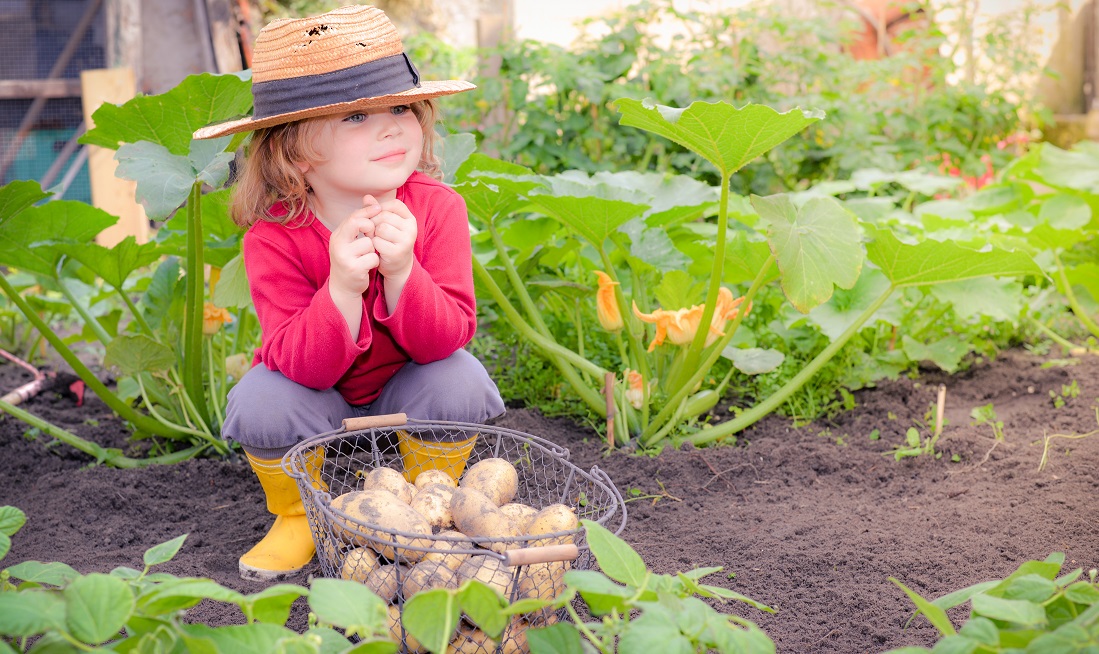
left=194, top=5, right=504, bottom=582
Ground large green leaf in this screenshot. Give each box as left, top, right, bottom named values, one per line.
left=307, top=579, right=388, bottom=638
left=755, top=194, right=863, bottom=313
left=64, top=573, right=135, bottom=644
left=928, top=277, right=1024, bottom=322
left=80, top=72, right=253, bottom=156
left=0, top=589, right=66, bottom=636
left=457, top=581, right=509, bottom=639
left=0, top=180, right=50, bottom=224
left=115, top=139, right=234, bottom=220
left=581, top=519, right=647, bottom=587
left=402, top=588, right=460, bottom=653
left=865, top=225, right=1042, bottom=287
left=179, top=623, right=313, bottom=654
left=0, top=506, right=26, bottom=537
left=616, top=98, right=823, bottom=176
left=528, top=191, right=648, bottom=248
left=1032, top=142, right=1099, bottom=193
left=620, top=219, right=689, bottom=272
left=104, top=334, right=177, bottom=376
left=53, top=237, right=163, bottom=290
left=454, top=155, right=541, bottom=225
left=6, top=561, right=80, bottom=586
left=525, top=623, right=586, bottom=654
left=618, top=608, right=693, bottom=654
left=585, top=170, right=718, bottom=225
left=721, top=347, right=785, bottom=375
left=808, top=268, right=898, bottom=339
left=212, top=253, right=253, bottom=309
left=0, top=200, right=117, bottom=276
left=901, top=335, right=968, bottom=373
left=971, top=594, right=1047, bottom=627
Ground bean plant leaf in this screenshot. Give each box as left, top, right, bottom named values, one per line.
left=64, top=573, right=135, bottom=644
left=618, top=609, right=694, bottom=654
left=865, top=225, right=1042, bottom=287
left=0, top=180, right=50, bottom=223
left=755, top=194, right=863, bottom=313
left=0, top=506, right=26, bottom=537
left=0, top=533, right=9, bottom=561
left=304, top=578, right=388, bottom=639
left=525, top=623, right=587, bottom=654
left=0, top=200, right=117, bottom=277
left=180, top=622, right=317, bottom=654
left=721, top=347, right=785, bottom=375
left=458, top=581, right=509, bottom=638
left=889, top=578, right=957, bottom=636
left=80, top=71, right=253, bottom=156
left=971, top=594, right=1047, bottom=627
left=104, top=334, right=177, bottom=376
left=53, top=237, right=163, bottom=290
left=563, top=570, right=634, bottom=616
left=615, top=98, right=823, bottom=176
left=403, top=588, right=461, bottom=653
left=245, top=584, right=310, bottom=626
left=581, top=519, right=647, bottom=587
left=115, top=139, right=234, bottom=220
left=0, top=589, right=66, bottom=636
left=6, top=561, right=81, bottom=586
left=144, top=534, right=188, bottom=567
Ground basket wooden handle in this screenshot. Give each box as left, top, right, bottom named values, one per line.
left=503, top=544, right=579, bottom=566
left=342, top=413, right=408, bottom=431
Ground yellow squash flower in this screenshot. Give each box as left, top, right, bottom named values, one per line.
left=624, top=369, right=645, bottom=409
left=594, top=271, right=623, bottom=331
left=633, top=287, right=750, bottom=352
left=203, top=302, right=232, bottom=336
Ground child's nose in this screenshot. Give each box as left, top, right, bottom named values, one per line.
left=379, top=114, right=403, bottom=138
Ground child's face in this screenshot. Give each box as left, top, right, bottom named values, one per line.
left=297, top=104, right=423, bottom=202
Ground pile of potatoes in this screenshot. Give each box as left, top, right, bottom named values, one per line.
left=328, top=458, right=578, bottom=654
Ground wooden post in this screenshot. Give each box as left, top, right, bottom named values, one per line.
left=80, top=68, right=149, bottom=246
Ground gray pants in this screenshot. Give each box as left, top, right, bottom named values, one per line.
left=222, top=350, right=505, bottom=459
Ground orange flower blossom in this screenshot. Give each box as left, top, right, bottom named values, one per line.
left=632, top=287, right=750, bottom=352
left=594, top=271, right=623, bottom=331
left=624, top=369, right=645, bottom=409
left=203, top=302, right=232, bottom=336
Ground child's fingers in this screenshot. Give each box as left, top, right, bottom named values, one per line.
left=378, top=198, right=414, bottom=221
left=334, top=214, right=376, bottom=242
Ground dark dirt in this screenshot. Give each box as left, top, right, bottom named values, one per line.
left=2, top=349, right=1098, bottom=653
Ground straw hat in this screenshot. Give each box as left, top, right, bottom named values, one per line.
left=193, top=5, right=475, bottom=140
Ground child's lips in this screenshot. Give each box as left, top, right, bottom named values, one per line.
left=373, top=149, right=407, bottom=163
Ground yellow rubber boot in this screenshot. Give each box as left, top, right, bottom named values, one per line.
left=239, top=450, right=324, bottom=581
left=397, top=430, right=478, bottom=483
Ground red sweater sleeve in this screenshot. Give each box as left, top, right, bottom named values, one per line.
left=244, top=228, right=371, bottom=390
left=373, top=183, right=477, bottom=363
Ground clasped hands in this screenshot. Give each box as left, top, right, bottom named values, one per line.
left=329, top=195, right=417, bottom=298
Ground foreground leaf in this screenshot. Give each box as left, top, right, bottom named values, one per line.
left=403, top=588, right=460, bottom=653
left=866, top=225, right=1042, bottom=288
left=64, top=573, right=134, bottom=644
left=581, top=519, right=647, bottom=588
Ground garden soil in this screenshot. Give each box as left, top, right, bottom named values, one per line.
left=2, top=349, right=1098, bottom=653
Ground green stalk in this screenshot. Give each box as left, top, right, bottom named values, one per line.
left=115, top=285, right=155, bottom=337
left=135, top=375, right=221, bottom=445
left=168, top=368, right=215, bottom=438
left=676, top=171, right=731, bottom=390
left=183, top=182, right=211, bottom=426
left=0, top=399, right=210, bottom=467
left=1054, top=253, right=1099, bottom=340
left=473, top=258, right=606, bottom=413
left=642, top=254, right=774, bottom=443
left=1028, top=317, right=1078, bottom=351
left=206, top=339, right=225, bottom=427
left=487, top=223, right=552, bottom=334
left=687, top=284, right=895, bottom=446
left=55, top=276, right=111, bottom=344
left=599, top=248, right=651, bottom=428
left=0, top=274, right=188, bottom=438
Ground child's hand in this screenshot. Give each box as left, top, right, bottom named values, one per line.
left=328, top=200, right=382, bottom=298
left=371, top=198, right=418, bottom=282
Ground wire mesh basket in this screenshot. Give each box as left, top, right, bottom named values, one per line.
left=283, top=413, right=627, bottom=654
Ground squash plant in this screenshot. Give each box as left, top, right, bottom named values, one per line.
left=0, top=73, right=261, bottom=461
left=460, top=98, right=1043, bottom=448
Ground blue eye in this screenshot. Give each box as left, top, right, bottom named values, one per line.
left=344, top=113, right=366, bottom=123
left=391, top=105, right=411, bottom=115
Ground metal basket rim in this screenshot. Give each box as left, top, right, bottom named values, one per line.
left=282, top=420, right=627, bottom=549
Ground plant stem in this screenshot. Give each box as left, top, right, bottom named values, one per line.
left=115, top=285, right=155, bottom=337
left=1028, top=317, right=1078, bottom=352
left=206, top=340, right=225, bottom=427
left=0, top=398, right=210, bottom=467
left=55, top=276, right=111, bottom=344
left=0, top=274, right=188, bottom=438
left=487, top=223, right=552, bottom=335
left=599, top=249, right=652, bottom=398
left=135, top=375, right=220, bottom=445
left=1054, top=253, right=1099, bottom=340
left=473, top=258, right=607, bottom=413
left=183, top=181, right=211, bottom=426
left=688, top=284, right=895, bottom=446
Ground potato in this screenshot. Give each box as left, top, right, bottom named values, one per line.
left=415, top=468, right=457, bottom=490
left=456, top=554, right=516, bottom=597
left=340, top=546, right=380, bottom=583
left=501, top=619, right=531, bottom=654
left=361, top=467, right=414, bottom=504
left=446, top=626, right=496, bottom=654
left=451, top=487, right=519, bottom=553
left=364, top=563, right=405, bottom=603
left=410, top=485, right=454, bottom=529
left=460, top=458, right=519, bottom=506
left=387, top=604, right=427, bottom=654
left=330, top=489, right=434, bottom=562
left=421, top=530, right=472, bottom=571
left=402, top=559, right=459, bottom=598
left=518, top=561, right=569, bottom=601
left=499, top=503, right=538, bottom=533
left=525, top=504, right=578, bottom=547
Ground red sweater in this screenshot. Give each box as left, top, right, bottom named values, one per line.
left=243, top=172, right=477, bottom=405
